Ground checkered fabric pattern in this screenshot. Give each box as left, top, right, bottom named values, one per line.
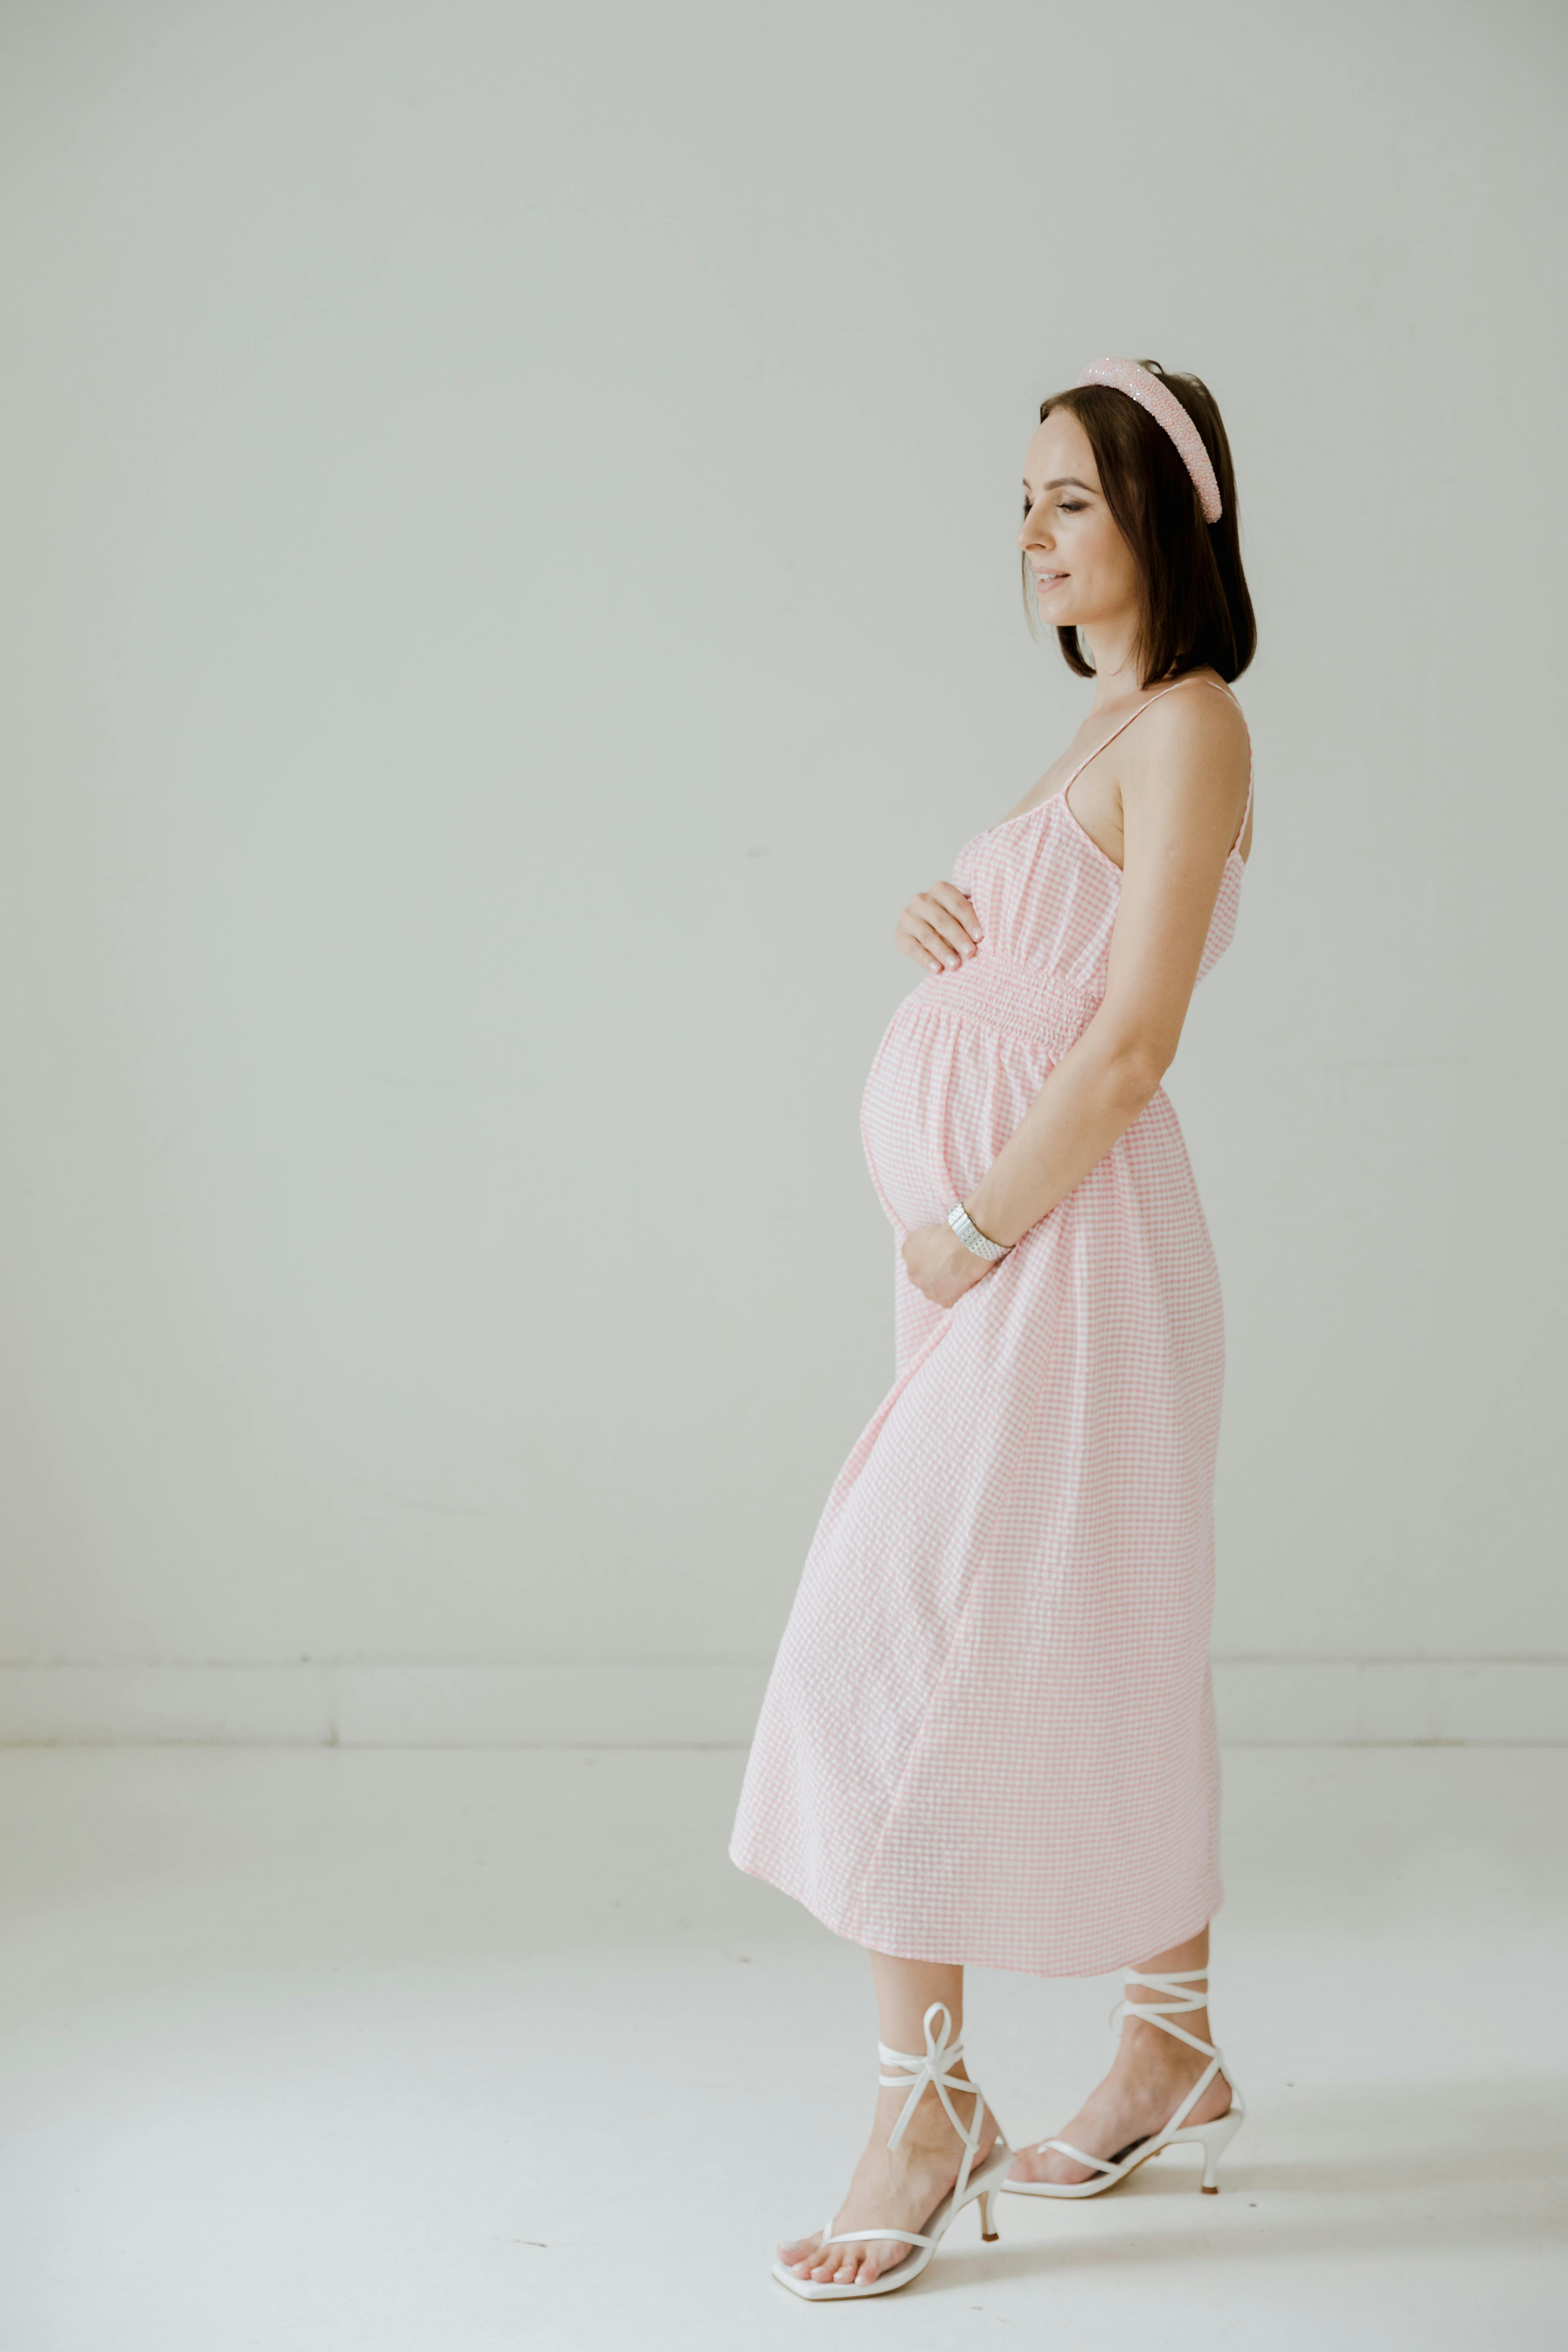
left=729, top=688, right=1253, bottom=1977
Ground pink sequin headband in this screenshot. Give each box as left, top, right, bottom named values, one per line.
left=1072, top=357, right=1223, bottom=524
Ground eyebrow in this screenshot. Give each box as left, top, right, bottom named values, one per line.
left=1022, top=476, right=1097, bottom=496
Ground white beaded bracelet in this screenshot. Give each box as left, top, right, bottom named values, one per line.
left=947, top=1200, right=1012, bottom=1261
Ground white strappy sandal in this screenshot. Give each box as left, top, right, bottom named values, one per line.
left=772, top=2002, right=1014, bottom=2300
left=1003, top=1965, right=1245, bottom=2200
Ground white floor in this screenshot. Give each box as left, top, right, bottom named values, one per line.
left=0, top=1748, right=1563, bottom=2350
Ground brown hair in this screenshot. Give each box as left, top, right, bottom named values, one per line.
left=1026, top=362, right=1255, bottom=687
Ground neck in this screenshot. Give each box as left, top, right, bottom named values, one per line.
left=1079, top=613, right=1147, bottom=708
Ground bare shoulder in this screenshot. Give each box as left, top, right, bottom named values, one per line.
left=1119, top=674, right=1251, bottom=862
left=1131, top=674, right=1250, bottom=765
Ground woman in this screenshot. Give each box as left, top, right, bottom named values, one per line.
left=730, top=358, right=1256, bottom=2301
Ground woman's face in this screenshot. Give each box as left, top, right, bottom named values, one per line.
left=1017, top=407, right=1141, bottom=638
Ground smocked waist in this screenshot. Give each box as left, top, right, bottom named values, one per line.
left=905, top=949, right=1102, bottom=1057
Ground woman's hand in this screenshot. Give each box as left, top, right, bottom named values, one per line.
left=901, top=1221, right=996, bottom=1308
left=895, top=883, right=983, bottom=973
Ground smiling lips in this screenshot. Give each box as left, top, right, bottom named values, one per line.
left=1035, top=571, right=1068, bottom=590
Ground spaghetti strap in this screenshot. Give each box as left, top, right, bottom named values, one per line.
left=1062, top=676, right=1250, bottom=861
left=1061, top=677, right=1233, bottom=792
left=1234, top=745, right=1254, bottom=857
left=1217, top=684, right=1254, bottom=857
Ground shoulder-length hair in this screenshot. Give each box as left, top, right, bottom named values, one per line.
left=1030, top=363, right=1256, bottom=687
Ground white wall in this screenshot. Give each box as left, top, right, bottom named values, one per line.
left=0, top=0, right=1563, bottom=1745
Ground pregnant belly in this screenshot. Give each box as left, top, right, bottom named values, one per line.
left=859, top=996, right=1055, bottom=1235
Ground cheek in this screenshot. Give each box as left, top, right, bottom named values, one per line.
left=1083, top=523, right=1137, bottom=596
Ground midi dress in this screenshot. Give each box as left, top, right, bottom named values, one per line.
left=729, top=679, right=1253, bottom=1977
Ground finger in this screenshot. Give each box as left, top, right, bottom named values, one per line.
left=912, top=918, right=966, bottom=970
left=896, top=924, right=947, bottom=975
left=926, top=884, right=987, bottom=941
left=912, top=901, right=979, bottom=960
left=894, top=915, right=943, bottom=972
left=926, top=881, right=984, bottom=943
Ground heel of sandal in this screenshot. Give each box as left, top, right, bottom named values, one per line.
left=1195, top=2106, right=1244, bottom=2193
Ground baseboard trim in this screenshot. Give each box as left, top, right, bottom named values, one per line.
left=0, top=1658, right=1562, bottom=1747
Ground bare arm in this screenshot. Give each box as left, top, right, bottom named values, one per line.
left=905, top=689, right=1251, bottom=1301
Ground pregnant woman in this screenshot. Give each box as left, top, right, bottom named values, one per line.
left=729, top=359, right=1258, bottom=2300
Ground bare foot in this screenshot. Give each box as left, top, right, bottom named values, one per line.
left=778, top=2068, right=998, bottom=2289
left=1007, top=2024, right=1232, bottom=2188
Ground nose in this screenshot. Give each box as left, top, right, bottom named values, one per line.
left=1017, top=498, right=1052, bottom=553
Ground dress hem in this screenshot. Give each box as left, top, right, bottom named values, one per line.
left=728, top=1844, right=1224, bottom=1981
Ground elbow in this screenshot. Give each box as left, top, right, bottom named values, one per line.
left=1102, top=1038, right=1171, bottom=1111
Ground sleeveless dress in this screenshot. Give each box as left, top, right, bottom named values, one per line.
left=729, top=679, right=1253, bottom=1978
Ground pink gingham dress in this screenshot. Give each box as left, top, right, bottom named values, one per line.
left=730, top=680, right=1252, bottom=1976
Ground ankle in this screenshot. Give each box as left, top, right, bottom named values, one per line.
left=1118, top=2013, right=1213, bottom=2072
left=873, top=2074, right=981, bottom=2147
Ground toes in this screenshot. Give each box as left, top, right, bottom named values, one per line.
left=779, top=2226, right=911, bottom=2289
